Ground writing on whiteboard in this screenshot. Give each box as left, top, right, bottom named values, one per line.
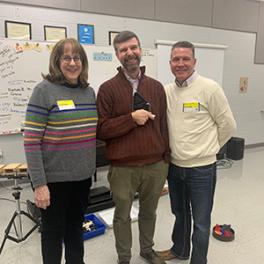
left=0, top=39, right=49, bottom=134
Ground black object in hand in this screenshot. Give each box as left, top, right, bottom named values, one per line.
left=133, top=92, right=150, bottom=111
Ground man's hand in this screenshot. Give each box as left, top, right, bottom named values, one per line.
left=131, top=109, right=155, bottom=125
left=34, top=185, right=50, bottom=209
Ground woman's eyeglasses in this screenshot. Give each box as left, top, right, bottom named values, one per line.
left=61, top=55, right=81, bottom=63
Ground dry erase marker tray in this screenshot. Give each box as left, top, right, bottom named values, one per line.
left=83, top=213, right=106, bottom=240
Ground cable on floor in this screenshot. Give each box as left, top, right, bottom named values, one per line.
left=216, top=159, right=233, bottom=169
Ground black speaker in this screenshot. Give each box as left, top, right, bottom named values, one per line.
left=226, top=137, right=245, bottom=160
left=96, top=140, right=109, bottom=168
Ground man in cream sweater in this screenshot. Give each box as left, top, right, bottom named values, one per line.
left=157, top=41, right=236, bottom=264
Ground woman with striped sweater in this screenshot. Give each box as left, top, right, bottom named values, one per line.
left=24, top=38, right=97, bottom=264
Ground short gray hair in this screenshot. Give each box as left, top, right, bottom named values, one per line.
left=171, top=41, right=195, bottom=58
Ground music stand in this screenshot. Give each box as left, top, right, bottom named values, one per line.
left=0, top=173, right=40, bottom=255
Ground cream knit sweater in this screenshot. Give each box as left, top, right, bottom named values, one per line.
left=165, top=74, right=236, bottom=167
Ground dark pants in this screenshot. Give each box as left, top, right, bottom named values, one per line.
left=40, top=178, right=91, bottom=264
left=167, top=163, right=216, bottom=264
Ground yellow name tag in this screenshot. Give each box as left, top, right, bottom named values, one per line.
left=57, top=100, right=75, bottom=110
left=183, top=102, right=199, bottom=112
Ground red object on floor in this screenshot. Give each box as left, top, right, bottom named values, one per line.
left=212, top=224, right=235, bottom=242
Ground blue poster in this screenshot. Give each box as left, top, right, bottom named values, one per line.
left=78, top=24, right=94, bottom=44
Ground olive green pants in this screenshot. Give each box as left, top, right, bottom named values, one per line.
left=108, top=161, right=168, bottom=262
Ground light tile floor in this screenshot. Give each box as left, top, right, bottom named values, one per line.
left=0, top=146, right=263, bottom=264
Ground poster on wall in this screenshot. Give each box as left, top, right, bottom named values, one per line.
left=78, top=24, right=94, bottom=44
left=5, top=20, right=31, bottom=40
left=44, top=26, right=67, bottom=42
left=108, top=31, right=119, bottom=45
left=239, top=77, right=248, bottom=93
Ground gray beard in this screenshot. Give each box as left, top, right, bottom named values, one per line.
left=122, top=58, right=141, bottom=73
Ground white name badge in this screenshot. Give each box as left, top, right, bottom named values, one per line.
left=57, top=100, right=75, bottom=110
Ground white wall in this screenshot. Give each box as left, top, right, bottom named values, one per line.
left=0, top=2, right=263, bottom=163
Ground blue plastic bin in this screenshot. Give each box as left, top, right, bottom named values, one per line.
left=83, top=213, right=106, bottom=240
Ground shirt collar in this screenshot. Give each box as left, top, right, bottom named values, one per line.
left=175, top=71, right=198, bottom=87
left=123, top=68, right=141, bottom=93
left=123, top=68, right=141, bottom=81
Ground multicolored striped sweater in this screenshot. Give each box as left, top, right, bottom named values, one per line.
left=24, top=80, right=97, bottom=188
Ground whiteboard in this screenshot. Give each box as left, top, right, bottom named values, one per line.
left=0, top=38, right=156, bottom=135
left=156, top=40, right=227, bottom=86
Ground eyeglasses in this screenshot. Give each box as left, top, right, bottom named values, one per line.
left=61, top=55, right=81, bottom=63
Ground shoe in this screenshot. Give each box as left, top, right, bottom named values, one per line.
left=156, top=249, right=189, bottom=261
left=140, top=250, right=166, bottom=264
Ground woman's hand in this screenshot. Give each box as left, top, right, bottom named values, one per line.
left=34, top=185, right=50, bottom=209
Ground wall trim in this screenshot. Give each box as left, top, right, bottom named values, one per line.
left=155, top=39, right=228, bottom=49
left=245, top=142, right=264, bottom=149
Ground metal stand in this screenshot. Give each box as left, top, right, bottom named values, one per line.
left=0, top=176, right=40, bottom=255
